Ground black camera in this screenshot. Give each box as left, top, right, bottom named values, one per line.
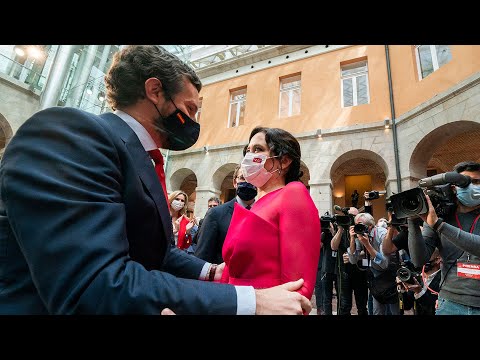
left=366, top=191, right=380, bottom=200
left=388, top=171, right=469, bottom=219
left=353, top=223, right=369, bottom=235
left=396, top=262, right=422, bottom=285
left=320, top=212, right=335, bottom=230
left=336, top=214, right=355, bottom=227
left=365, top=190, right=387, bottom=201
left=321, top=211, right=354, bottom=229
left=389, top=188, right=428, bottom=219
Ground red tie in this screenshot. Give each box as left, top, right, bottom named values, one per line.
left=148, top=149, right=168, bottom=202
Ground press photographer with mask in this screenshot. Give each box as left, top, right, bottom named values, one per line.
left=408, top=161, right=480, bottom=315
left=195, top=165, right=256, bottom=264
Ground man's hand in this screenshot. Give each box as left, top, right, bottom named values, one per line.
left=214, top=262, right=225, bottom=281
left=161, top=308, right=176, bottom=315
left=418, top=194, right=438, bottom=227
left=363, top=191, right=372, bottom=206
left=254, top=279, right=311, bottom=315
left=356, top=233, right=369, bottom=247
left=349, top=225, right=356, bottom=239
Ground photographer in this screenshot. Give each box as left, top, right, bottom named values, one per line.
left=330, top=207, right=368, bottom=315
left=318, top=221, right=338, bottom=315
left=348, top=212, right=400, bottom=315
left=408, top=161, right=480, bottom=315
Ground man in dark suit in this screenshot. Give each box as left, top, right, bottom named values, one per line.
left=0, top=45, right=311, bottom=315
left=195, top=165, right=256, bottom=263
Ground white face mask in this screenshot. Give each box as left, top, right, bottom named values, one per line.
left=171, top=199, right=184, bottom=211
left=240, top=153, right=280, bottom=188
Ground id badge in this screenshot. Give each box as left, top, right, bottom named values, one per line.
left=332, top=251, right=337, bottom=258
left=457, top=262, right=480, bottom=279
left=362, top=259, right=371, bottom=267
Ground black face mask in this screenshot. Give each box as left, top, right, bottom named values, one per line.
left=153, top=99, right=200, bottom=151
left=236, top=182, right=257, bottom=201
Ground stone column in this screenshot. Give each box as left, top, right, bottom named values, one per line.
left=65, top=45, right=99, bottom=108
left=39, top=45, right=77, bottom=109
left=194, top=186, right=222, bottom=219
left=309, top=180, right=333, bottom=216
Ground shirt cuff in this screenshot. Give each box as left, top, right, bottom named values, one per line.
left=235, top=286, right=256, bottom=315
left=373, top=251, right=385, bottom=265
left=199, top=263, right=210, bottom=281
left=414, top=286, right=427, bottom=299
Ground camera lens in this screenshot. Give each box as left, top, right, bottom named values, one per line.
left=396, top=267, right=412, bottom=283
left=401, top=194, right=421, bottom=212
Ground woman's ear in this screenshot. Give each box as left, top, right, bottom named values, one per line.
left=280, top=154, right=293, bottom=170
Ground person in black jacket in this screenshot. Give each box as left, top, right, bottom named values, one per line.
left=194, top=165, right=256, bottom=264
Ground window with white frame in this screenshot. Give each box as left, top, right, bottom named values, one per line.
left=341, top=60, right=369, bottom=108
left=415, top=45, right=452, bottom=80
left=279, top=74, right=301, bottom=117
left=196, top=98, right=202, bottom=123
left=228, top=88, right=246, bottom=128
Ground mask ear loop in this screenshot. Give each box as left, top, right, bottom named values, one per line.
left=265, top=154, right=282, bottom=174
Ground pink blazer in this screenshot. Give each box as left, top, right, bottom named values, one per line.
left=220, top=181, right=321, bottom=300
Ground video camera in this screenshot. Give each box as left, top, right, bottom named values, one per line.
left=388, top=171, right=470, bottom=219
left=320, top=207, right=355, bottom=229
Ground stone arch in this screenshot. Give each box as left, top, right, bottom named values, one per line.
left=212, top=162, right=239, bottom=203
left=329, top=149, right=389, bottom=217
left=330, top=149, right=390, bottom=182
left=409, top=120, right=480, bottom=180
left=299, top=160, right=310, bottom=189
left=169, top=168, right=197, bottom=197
left=0, top=112, right=13, bottom=159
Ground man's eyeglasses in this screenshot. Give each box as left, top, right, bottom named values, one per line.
left=208, top=204, right=218, bottom=208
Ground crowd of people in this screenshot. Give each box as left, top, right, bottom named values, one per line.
left=0, top=45, right=479, bottom=315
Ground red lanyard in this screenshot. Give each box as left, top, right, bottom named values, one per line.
left=455, top=212, right=480, bottom=233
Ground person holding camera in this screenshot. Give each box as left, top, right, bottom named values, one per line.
left=408, top=161, right=480, bottom=315
left=315, top=221, right=338, bottom=315
left=347, top=212, right=400, bottom=315
left=330, top=207, right=369, bottom=315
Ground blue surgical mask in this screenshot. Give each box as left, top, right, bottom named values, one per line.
left=456, top=183, right=480, bottom=207
left=236, top=182, right=257, bottom=201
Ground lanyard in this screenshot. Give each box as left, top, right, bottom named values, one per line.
left=455, top=212, right=480, bottom=233
left=454, top=212, right=480, bottom=262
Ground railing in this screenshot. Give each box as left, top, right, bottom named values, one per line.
left=0, top=53, right=46, bottom=91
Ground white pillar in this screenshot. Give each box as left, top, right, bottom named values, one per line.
left=39, top=45, right=77, bottom=109
left=194, top=186, right=222, bottom=219
left=309, top=180, right=333, bottom=216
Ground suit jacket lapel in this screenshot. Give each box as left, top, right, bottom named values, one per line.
left=99, top=113, right=172, bottom=243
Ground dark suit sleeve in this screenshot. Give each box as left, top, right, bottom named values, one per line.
left=0, top=108, right=237, bottom=314
left=194, top=209, right=219, bottom=263
left=162, top=246, right=207, bottom=278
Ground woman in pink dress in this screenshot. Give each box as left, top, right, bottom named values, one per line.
left=220, top=126, right=321, bottom=303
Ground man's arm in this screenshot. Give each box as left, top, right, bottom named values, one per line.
left=382, top=225, right=399, bottom=255
left=330, top=226, right=344, bottom=251
left=407, top=218, right=435, bottom=268
left=0, top=108, right=239, bottom=315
